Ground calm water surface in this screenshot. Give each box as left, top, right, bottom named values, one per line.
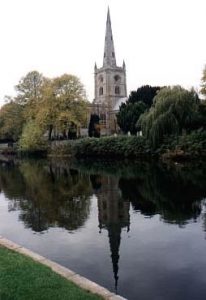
left=0, top=158, right=206, bottom=300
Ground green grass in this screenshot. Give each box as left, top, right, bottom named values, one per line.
left=0, top=247, right=102, bottom=300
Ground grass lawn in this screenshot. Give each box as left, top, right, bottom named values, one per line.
left=0, top=246, right=102, bottom=300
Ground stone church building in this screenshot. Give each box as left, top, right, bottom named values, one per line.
left=90, top=8, right=127, bottom=134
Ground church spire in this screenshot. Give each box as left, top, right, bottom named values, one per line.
left=103, top=7, right=116, bottom=67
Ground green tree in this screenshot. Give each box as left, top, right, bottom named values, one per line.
left=187, top=100, right=206, bottom=131
left=117, top=101, right=147, bottom=134
left=88, top=114, right=100, bottom=137
left=200, top=66, right=206, bottom=98
left=0, top=102, right=24, bottom=141
left=15, top=71, right=46, bottom=105
left=116, top=86, right=160, bottom=134
left=139, top=86, right=199, bottom=147
left=127, top=85, right=161, bottom=107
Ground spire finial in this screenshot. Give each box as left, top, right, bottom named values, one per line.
left=107, top=6, right=110, bottom=22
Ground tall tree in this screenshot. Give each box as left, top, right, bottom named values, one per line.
left=127, top=85, right=161, bottom=107
left=139, top=86, right=199, bottom=147
left=2, top=71, right=88, bottom=146
left=35, top=74, right=88, bottom=140
left=116, top=85, right=160, bottom=134
left=0, top=102, right=24, bottom=141
left=15, top=71, right=46, bottom=105
left=117, top=101, right=147, bottom=134
left=88, top=114, right=100, bottom=137
left=200, top=66, right=206, bottom=98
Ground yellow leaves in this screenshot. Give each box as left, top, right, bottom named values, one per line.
left=56, top=111, right=78, bottom=131
left=0, top=102, right=24, bottom=140
left=39, top=74, right=88, bottom=133
left=2, top=71, right=89, bottom=144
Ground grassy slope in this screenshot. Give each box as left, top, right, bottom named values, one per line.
left=0, top=247, right=102, bottom=300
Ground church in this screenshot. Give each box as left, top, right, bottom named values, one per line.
left=90, top=8, right=127, bottom=135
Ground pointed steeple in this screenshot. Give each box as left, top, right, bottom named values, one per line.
left=108, top=224, right=121, bottom=294
left=94, top=62, right=97, bottom=72
left=103, top=7, right=116, bottom=67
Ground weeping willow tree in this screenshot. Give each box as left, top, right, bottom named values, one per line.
left=138, top=86, right=199, bottom=148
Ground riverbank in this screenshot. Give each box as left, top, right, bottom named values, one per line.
left=0, top=237, right=126, bottom=300
left=1, top=131, right=206, bottom=161
left=49, top=132, right=206, bottom=161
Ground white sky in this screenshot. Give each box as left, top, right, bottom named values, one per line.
left=0, top=0, right=205, bottom=105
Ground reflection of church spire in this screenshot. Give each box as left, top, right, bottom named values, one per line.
left=92, top=175, right=130, bottom=293
left=108, top=224, right=121, bottom=293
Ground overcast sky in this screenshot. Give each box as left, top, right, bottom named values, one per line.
left=0, top=0, right=205, bottom=105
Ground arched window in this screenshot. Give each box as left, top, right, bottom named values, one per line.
left=99, top=87, right=103, bottom=96
left=114, top=75, right=121, bottom=82
left=115, top=86, right=120, bottom=95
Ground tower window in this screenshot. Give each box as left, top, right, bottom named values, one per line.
left=100, top=113, right=106, bottom=125
left=112, top=52, right=115, bottom=58
left=114, top=75, right=120, bottom=82
left=115, top=86, right=120, bottom=95
left=99, top=75, right=103, bottom=82
left=104, top=52, right=106, bottom=58
left=99, top=87, right=103, bottom=96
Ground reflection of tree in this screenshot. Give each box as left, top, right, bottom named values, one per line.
left=90, top=174, right=102, bottom=191
left=74, top=159, right=206, bottom=226
left=119, top=163, right=206, bottom=226
left=1, top=159, right=205, bottom=229
left=0, top=160, right=92, bottom=232
left=0, top=160, right=26, bottom=201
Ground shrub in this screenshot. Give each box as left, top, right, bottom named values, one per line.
left=19, top=121, right=48, bottom=152
left=72, top=136, right=149, bottom=158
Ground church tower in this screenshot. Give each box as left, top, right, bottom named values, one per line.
left=93, top=8, right=127, bottom=133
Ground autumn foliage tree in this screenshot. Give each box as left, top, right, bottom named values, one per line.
left=0, top=71, right=88, bottom=149
left=0, top=102, right=24, bottom=141
left=15, top=71, right=46, bottom=105
left=35, top=74, right=88, bottom=140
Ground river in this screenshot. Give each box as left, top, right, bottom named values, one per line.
left=0, top=158, right=206, bottom=300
